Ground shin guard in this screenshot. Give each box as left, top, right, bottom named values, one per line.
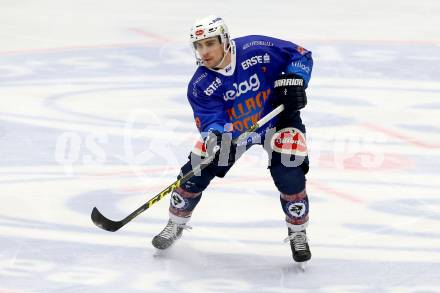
left=168, top=187, right=201, bottom=224
left=280, top=189, right=309, bottom=231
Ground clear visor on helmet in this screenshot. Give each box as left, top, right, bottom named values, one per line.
left=191, top=35, right=230, bottom=66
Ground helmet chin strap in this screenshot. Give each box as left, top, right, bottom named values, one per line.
left=212, top=42, right=231, bottom=69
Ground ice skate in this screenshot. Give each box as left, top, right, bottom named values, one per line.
left=285, top=229, right=311, bottom=269
left=152, top=220, right=191, bottom=250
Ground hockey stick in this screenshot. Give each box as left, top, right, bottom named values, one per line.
left=91, top=104, right=284, bottom=232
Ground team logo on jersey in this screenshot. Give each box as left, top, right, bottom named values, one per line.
left=223, top=73, right=260, bottom=101
left=270, top=127, right=307, bottom=156
left=241, top=53, right=271, bottom=70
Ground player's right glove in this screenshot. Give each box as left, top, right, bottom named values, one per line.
left=272, top=73, right=307, bottom=117
left=203, top=130, right=235, bottom=165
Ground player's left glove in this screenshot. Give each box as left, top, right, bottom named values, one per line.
left=203, top=130, right=235, bottom=165
left=272, top=73, right=307, bottom=116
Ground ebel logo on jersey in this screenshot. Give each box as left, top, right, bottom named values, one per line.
left=204, top=77, right=222, bottom=96
left=241, top=53, right=271, bottom=70
left=223, top=74, right=260, bottom=101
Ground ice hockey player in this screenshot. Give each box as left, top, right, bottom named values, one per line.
left=152, top=15, right=313, bottom=265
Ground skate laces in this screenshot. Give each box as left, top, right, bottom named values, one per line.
left=159, top=221, right=192, bottom=239
left=284, top=231, right=308, bottom=251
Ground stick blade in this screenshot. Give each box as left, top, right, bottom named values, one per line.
left=91, top=207, right=124, bottom=232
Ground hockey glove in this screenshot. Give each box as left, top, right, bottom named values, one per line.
left=272, top=73, right=307, bottom=117
left=204, top=130, right=235, bottom=165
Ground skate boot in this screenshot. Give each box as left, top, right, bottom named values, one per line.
left=152, top=220, right=191, bottom=250
left=285, top=228, right=311, bottom=263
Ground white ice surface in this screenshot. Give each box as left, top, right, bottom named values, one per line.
left=1, top=1, right=440, bottom=292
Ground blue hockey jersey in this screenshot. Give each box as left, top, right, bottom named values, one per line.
left=187, top=35, right=313, bottom=140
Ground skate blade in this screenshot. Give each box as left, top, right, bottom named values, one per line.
left=298, top=261, right=308, bottom=272
left=153, top=248, right=168, bottom=258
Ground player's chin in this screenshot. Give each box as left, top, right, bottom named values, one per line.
left=203, top=59, right=215, bottom=68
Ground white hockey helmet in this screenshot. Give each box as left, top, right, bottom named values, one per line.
left=190, top=15, right=229, bottom=46
left=190, top=15, right=230, bottom=66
